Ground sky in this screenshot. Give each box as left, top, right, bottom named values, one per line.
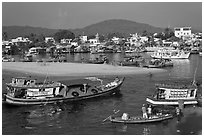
left=2, top=2, right=202, bottom=31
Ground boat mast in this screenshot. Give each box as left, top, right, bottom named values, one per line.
left=192, top=57, right=199, bottom=86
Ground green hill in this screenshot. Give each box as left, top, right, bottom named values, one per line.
left=3, top=19, right=166, bottom=39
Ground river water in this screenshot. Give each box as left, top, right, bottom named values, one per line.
left=2, top=53, right=202, bottom=135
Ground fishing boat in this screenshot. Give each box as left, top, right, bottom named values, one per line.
left=119, top=55, right=144, bottom=67
left=110, top=113, right=173, bottom=124
left=3, top=77, right=125, bottom=106
left=86, top=54, right=108, bottom=64
left=151, top=49, right=190, bottom=59
left=143, top=59, right=173, bottom=68
left=2, top=56, right=15, bottom=62
left=146, top=83, right=198, bottom=106
left=145, top=46, right=175, bottom=52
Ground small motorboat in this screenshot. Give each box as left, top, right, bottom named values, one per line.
left=110, top=113, right=173, bottom=124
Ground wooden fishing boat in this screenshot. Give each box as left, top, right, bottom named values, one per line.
left=143, top=59, right=173, bottom=68
left=146, top=83, right=198, bottom=106
left=110, top=113, right=173, bottom=124
left=3, top=77, right=125, bottom=106
left=119, top=55, right=144, bottom=67
left=86, top=54, right=108, bottom=64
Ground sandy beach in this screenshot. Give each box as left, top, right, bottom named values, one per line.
left=2, top=62, right=166, bottom=76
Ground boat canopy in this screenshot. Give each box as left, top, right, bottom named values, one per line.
left=6, top=77, right=61, bottom=88
left=58, top=78, right=100, bottom=86
left=155, top=83, right=196, bottom=89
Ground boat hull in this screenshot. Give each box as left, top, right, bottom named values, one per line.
left=146, top=97, right=198, bottom=106
left=110, top=114, right=173, bottom=124
left=4, top=78, right=125, bottom=106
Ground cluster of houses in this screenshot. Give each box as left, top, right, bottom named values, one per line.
left=2, top=27, right=202, bottom=55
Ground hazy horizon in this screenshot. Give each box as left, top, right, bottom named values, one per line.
left=2, top=2, right=202, bottom=31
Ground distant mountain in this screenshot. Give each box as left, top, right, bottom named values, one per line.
left=2, top=26, right=59, bottom=39
left=3, top=19, right=166, bottom=39
left=71, top=19, right=164, bottom=36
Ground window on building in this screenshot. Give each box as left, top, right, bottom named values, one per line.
left=183, top=28, right=190, bottom=31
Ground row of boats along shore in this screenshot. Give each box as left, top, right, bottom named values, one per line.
left=3, top=68, right=201, bottom=124
left=3, top=48, right=201, bottom=69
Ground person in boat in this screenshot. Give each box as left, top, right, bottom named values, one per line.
left=175, top=107, right=180, bottom=116
left=121, top=113, right=129, bottom=120
left=114, top=76, right=120, bottom=82
left=142, top=104, right=148, bottom=119
left=147, top=105, right=152, bottom=118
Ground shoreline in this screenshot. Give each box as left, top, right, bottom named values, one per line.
left=2, top=62, right=166, bottom=77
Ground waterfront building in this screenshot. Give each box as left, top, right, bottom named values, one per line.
left=112, top=37, right=120, bottom=44
left=60, top=38, right=72, bottom=44
left=174, top=27, right=192, bottom=38
left=10, top=37, right=32, bottom=46
left=140, top=36, right=148, bottom=43
left=80, top=35, right=88, bottom=43
left=88, top=33, right=100, bottom=44
left=45, top=37, right=55, bottom=43
left=71, top=42, right=78, bottom=47
left=11, top=37, right=31, bottom=43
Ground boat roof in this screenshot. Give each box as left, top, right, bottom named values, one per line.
left=155, top=83, right=197, bottom=89
left=6, top=81, right=62, bottom=88
left=58, top=78, right=101, bottom=86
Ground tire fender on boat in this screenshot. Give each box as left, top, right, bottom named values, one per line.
left=91, top=88, right=98, bottom=94
left=72, top=92, right=79, bottom=97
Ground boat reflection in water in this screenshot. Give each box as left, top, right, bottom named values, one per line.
left=143, top=126, right=151, bottom=135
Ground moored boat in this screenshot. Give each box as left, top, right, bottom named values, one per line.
left=110, top=113, right=173, bottom=124
left=145, top=46, right=175, bottom=52
left=3, top=77, right=125, bottom=106
left=151, top=49, right=190, bottom=59
left=146, top=83, right=198, bottom=106
left=118, top=55, right=144, bottom=67
left=86, top=54, right=108, bottom=64
left=143, top=59, right=173, bottom=68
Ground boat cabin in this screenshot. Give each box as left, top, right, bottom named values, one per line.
left=11, top=77, right=36, bottom=86
left=154, top=84, right=197, bottom=100
left=6, top=77, right=63, bottom=99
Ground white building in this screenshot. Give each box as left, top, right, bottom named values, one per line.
left=11, top=37, right=31, bottom=44
left=174, top=27, right=191, bottom=38
left=80, top=35, right=88, bottom=43
left=140, top=36, right=148, bottom=43
left=112, top=37, right=120, bottom=44
left=88, top=33, right=99, bottom=44
left=60, top=38, right=72, bottom=44
left=45, top=37, right=55, bottom=43
left=71, top=42, right=78, bottom=47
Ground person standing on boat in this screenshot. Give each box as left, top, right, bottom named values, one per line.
left=147, top=105, right=152, bottom=117
left=142, top=104, right=148, bottom=119
left=175, top=107, right=180, bottom=116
